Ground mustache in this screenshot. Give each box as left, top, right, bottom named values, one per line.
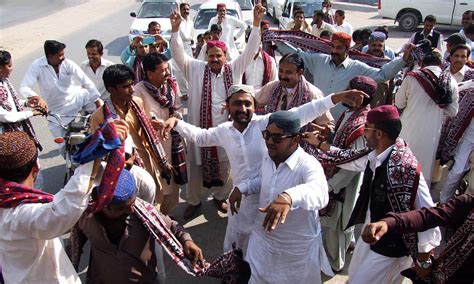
left=330, top=53, right=340, bottom=57
left=279, top=77, right=290, bottom=82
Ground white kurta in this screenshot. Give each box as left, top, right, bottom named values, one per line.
left=243, top=51, right=277, bottom=90
left=244, top=147, right=332, bottom=284
left=395, top=66, right=459, bottom=183
left=179, top=17, right=194, bottom=57
left=311, top=22, right=337, bottom=37
left=0, top=162, right=94, bottom=284
left=334, top=22, right=353, bottom=36
left=80, top=58, right=114, bottom=100
left=337, top=146, right=442, bottom=284
left=20, top=57, right=100, bottom=138
left=208, top=15, right=247, bottom=60
left=174, top=95, right=335, bottom=253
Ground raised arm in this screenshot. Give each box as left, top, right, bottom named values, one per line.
left=20, top=62, right=41, bottom=99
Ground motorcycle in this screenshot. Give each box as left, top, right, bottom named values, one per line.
left=47, top=112, right=91, bottom=184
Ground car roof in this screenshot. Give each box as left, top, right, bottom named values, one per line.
left=143, top=0, right=183, bottom=2
left=197, top=1, right=241, bottom=11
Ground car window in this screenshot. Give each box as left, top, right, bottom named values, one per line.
left=236, top=0, right=253, bottom=10
left=284, top=0, right=322, bottom=18
left=194, top=9, right=239, bottom=29
left=137, top=2, right=177, bottom=18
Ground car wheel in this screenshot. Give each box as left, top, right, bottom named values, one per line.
left=398, top=12, right=419, bottom=32
left=273, top=7, right=279, bottom=24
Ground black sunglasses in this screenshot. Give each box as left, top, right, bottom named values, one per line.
left=262, top=130, right=297, bottom=143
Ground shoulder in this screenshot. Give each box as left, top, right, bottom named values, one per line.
left=132, top=96, right=144, bottom=106
left=102, top=58, right=115, bottom=66
left=306, top=80, right=324, bottom=98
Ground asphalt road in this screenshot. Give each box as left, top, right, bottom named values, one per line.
left=1, top=1, right=459, bottom=283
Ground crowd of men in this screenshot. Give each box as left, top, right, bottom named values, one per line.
left=0, top=1, right=473, bottom=283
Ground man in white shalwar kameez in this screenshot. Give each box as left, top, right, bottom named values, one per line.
left=162, top=84, right=365, bottom=254
left=395, top=50, right=459, bottom=185
left=243, top=111, right=333, bottom=284
left=170, top=3, right=265, bottom=219
left=20, top=40, right=101, bottom=139
left=208, top=3, right=248, bottom=60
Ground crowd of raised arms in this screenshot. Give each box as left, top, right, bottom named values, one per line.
left=0, top=1, right=473, bottom=283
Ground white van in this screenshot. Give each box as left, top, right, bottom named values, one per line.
left=378, top=0, right=474, bottom=32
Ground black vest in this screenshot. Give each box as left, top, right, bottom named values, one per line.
left=414, top=30, right=441, bottom=48
left=347, top=156, right=410, bottom=258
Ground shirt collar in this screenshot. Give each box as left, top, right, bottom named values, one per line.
left=39, top=56, right=49, bottom=66
left=338, top=56, right=351, bottom=68
left=282, top=146, right=303, bottom=171
left=368, top=144, right=394, bottom=170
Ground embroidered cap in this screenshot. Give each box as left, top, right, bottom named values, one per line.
left=444, top=33, right=466, bottom=45
left=207, top=40, right=227, bottom=52
left=110, top=169, right=137, bottom=205
left=217, top=3, right=226, bottom=9
left=369, top=31, right=387, bottom=42
left=227, top=84, right=255, bottom=98
left=0, top=131, right=37, bottom=170
left=332, top=32, right=352, bottom=47
left=367, top=105, right=399, bottom=124
left=349, top=76, right=377, bottom=97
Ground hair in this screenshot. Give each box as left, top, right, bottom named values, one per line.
left=148, top=21, right=160, bottom=30
left=320, top=30, right=332, bottom=38
left=466, top=23, right=474, bottom=34
left=103, top=64, right=135, bottom=90
left=0, top=50, right=11, bottom=66
left=450, top=44, right=472, bottom=57
left=142, top=52, right=169, bottom=74
left=352, top=29, right=362, bottom=41
left=361, top=29, right=372, bottom=40
left=179, top=2, right=190, bottom=9
left=197, top=34, right=204, bottom=40
left=0, top=152, right=38, bottom=183
left=85, top=39, right=104, bottom=54
left=210, top=24, right=222, bottom=32
left=279, top=53, right=304, bottom=71
left=374, top=26, right=389, bottom=39
left=335, top=9, right=345, bottom=17
left=463, top=10, right=473, bottom=17
left=374, top=119, right=402, bottom=140
left=314, top=10, right=324, bottom=18
left=204, top=31, right=211, bottom=37
left=293, top=9, right=304, bottom=17
left=424, top=15, right=437, bottom=23
left=44, top=40, right=66, bottom=57
left=422, top=51, right=442, bottom=66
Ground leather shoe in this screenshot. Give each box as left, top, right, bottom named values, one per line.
left=213, top=197, right=228, bottom=213
left=184, top=203, right=201, bottom=219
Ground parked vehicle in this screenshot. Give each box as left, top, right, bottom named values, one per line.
left=378, top=0, right=474, bottom=32
left=279, top=0, right=322, bottom=30
left=193, top=1, right=246, bottom=53
left=47, top=112, right=91, bottom=184
left=129, top=0, right=183, bottom=42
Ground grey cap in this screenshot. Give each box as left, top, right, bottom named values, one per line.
left=444, top=33, right=466, bottom=45
left=268, top=111, right=301, bottom=135
left=227, top=84, right=255, bottom=98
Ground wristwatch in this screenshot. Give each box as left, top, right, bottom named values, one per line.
left=416, top=258, right=432, bottom=269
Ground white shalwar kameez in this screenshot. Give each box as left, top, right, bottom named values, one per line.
left=244, top=147, right=333, bottom=284
left=174, top=95, right=336, bottom=254
left=395, top=65, right=458, bottom=184
left=336, top=146, right=442, bottom=284
left=170, top=26, right=261, bottom=205
left=20, top=57, right=100, bottom=138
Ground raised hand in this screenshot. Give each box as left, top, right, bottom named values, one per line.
left=253, top=2, right=266, bottom=27
left=301, top=131, right=321, bottom=146
left=259, top=193, right=291, bottom=232
left=131, top=35, right=144, bottom=49
left=332, top=89, right=368, bottom=108
left=170, top=8, right=182, bottom=32
left=113, top=119, right=129, bottom=142
left=361, top=221, right=388, bottom=244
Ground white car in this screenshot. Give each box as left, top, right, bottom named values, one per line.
left=193, top=1, right=247, bottom=53
left=128, top=0, right=182, bottom=42
left=378, top=0, right=474, bottom=32
left=278, top=0, right=322, bottom=30
left=235, top=0, right=254, bottom=24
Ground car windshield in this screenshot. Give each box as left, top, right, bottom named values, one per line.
left=194, top=9, right=239, bottom=29
left=284, top=1, right=322, bottom=17
left=137, top=2, right=177, bottom=18
left=236, top=0, right=253, bottom=10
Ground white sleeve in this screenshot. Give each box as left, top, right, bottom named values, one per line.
left=415, top=173, right=442, bottom=252
left=0, top=108, right=33, bottom=123
left=9, top=162, right=94, bottom=240
left=71, top=61, right=100, bottom=104
left=20, top=62, right=41, bottom=98
left=232, top=26, right=262, bottom=75
left=175, top=119, right=222, bottom=147
left=237, top=176, right=262, bottom=195
left=289, top=94, right=335, bottom=126
left=231, top=16, right=248, bottom=39
left=337, top=154, right=369, bottom=172
left=285, top=158, right=329, bottom=211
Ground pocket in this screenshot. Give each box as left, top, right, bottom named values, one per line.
left=58, top=72, right=72, bottom=89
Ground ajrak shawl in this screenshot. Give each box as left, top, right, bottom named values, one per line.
left=200, top=63, right=233, bottom=188
left=407, top=68, right=453, bottom=108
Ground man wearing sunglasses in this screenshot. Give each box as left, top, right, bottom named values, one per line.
left=160, top=84, right=367, bottom=256
left=310, top=105, right=440, bottom=284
